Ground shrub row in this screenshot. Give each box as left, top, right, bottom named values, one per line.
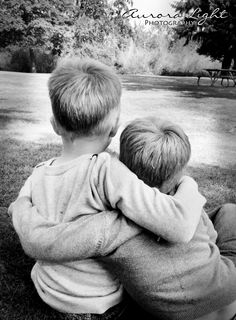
left=0, top=48, right=56, bottom=73
left=0, top=33, right=220, bottom=75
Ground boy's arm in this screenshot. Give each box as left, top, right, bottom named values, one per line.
left=9, top=197, right=141, bottom=262
left=97, top=154, right=206, bottom=243
left=17, top=176, right=32, bottom=198
left=201, top=210, right=218, bottom=243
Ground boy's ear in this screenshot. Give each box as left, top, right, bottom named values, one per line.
left=109, top=111, right=120, bottom=138
left=109, top=123, right=119, bottom=138
left=50, top=116, right=63, bottom=136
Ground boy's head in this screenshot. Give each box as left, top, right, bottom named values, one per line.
left=48, top=58, right=121, bottom=138
left=120, top=117, right=191, bottom=194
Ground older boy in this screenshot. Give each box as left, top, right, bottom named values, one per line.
left=11, top=116, right=236, bottom=319
left=9, top=58, right=205, bottom=319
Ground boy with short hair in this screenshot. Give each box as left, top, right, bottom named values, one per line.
left=9, top=58, right=205, bottom=318
left=111, top=117, right=236, bottom=319
left=11, top=116, right=236, bottom=319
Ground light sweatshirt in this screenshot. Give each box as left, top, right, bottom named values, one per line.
left=12, top=152, right=205, bottom=314
left=13, top=202, right=236, bottom=319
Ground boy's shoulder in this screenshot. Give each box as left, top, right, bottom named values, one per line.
left=32, top=158, right=55, bottom=173
left=33, top=154, right=118, bottom=174
left=105, top=148, right=119, bottom=158
left=96, top=151, right=121, bottom=168
left=94, top=151, right=133, bottom=183
left=35, top=161, right=47, bottom=169
left=35, top=158, right=55, bottom=168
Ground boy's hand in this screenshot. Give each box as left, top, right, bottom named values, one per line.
left=174, top=175, right=206, bottom=242
left=8, top=196, right=32, bottom=218
left=177, top=175, right=198, bottom=189
left=176, top=175, right=205, bottom=205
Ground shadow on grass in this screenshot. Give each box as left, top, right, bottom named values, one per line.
left=122, top=75, right=236, bottom=100
left=0, top=108, right=32, bottom=114
left=0, top=108, right=39, bottom=130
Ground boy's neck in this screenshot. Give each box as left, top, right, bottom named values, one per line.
left=57, top=135, right=110, bottom=164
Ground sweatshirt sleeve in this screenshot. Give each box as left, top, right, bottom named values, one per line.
left=96, top=154, right=206, bottom=243
left=201, top=210, right=218, bottom=243
left=17, top=176, right=32, bottom=198
left=10, top=197, right=141, bottom=261
left=13, top=160, right=46, bottom=200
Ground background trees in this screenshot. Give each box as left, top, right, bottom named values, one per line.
left=0, top=0, right=74, bottom=71
left=0, top=0, right=133, bottom=72
left=0, top=0, right=231, bottom=74
left=173, top=0, right=236, bottom=68
left=0, top=0, right=132, bottom=72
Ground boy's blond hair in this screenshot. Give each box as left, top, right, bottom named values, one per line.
left=48, top=58, right=121, bottom=136
left=120, top=117, right=191, bottom=194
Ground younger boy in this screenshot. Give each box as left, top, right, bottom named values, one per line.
left=9, top=58, right=205, bottom=319
left=107, top=117, right=236, bottom=319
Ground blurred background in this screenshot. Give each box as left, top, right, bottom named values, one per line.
left=0, top=0, right=235, bottom=75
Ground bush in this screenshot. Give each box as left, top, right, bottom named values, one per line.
left=0, top=47, right=57, bottom=73
left=117, top=39, right=155, bottom=74
left=0, top=26, right=221, bottom=75
left=0, top=51, right=12, bottom=71
left=116, top=28, right=221, bottom=76
left=70, top=34, right=127, bottom=67
left=10, top=48, right=32, bottom=73
left=34, top=50, right=56, bottom=73
left=155, top=39, right=220, bottom=76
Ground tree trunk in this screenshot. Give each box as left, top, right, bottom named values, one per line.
left=233, top=58, right=236, bottom=70
left=221, top=52, right=232, bottom=69
left=232, top=48, right=236, bottom=70
left=29, top=48, right=36, bottom=73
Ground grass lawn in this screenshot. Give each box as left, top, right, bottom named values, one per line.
left=0, top=71, right=236, bottom=319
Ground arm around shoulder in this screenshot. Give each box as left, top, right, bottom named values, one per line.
left=97, top=155, right=206, bottom=243
left=10, top=197, right=104, bottom=261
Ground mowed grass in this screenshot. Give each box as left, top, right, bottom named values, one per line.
left=0, top=71, right=236, bottom=319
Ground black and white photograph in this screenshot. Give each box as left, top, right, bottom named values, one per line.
left=0, top=0, right=236, bottom=319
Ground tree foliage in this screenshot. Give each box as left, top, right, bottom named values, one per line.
left=0, top=0, right=134, bottom=72
left=0, top=0, right=72, bottom=53
left=73, top=0, right=133, bottom=49
left=173, top=0, right=236, bottom=67
left=0, top=0, right=132, bottom=51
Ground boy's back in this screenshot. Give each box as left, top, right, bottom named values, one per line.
left=26, top=154, right=125, bottom=314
